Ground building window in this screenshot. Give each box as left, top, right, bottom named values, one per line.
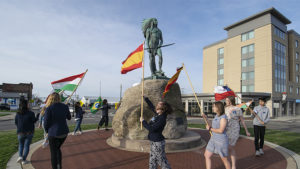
left=241, top=44, right=254, bottom=55
left=218, top=69, right=224, bottom=75
left=218, top=48, right=224, bottom=55
left=242, top=71, right=254, bottom=80
left=274, top=27, right=285, bottom=40
left=296, top=40, right=299, bottom=48
left=290, top=86, right=293, bottom=93
left=275, top=41, right=286, bottom=93
left=297, top=64, right=299, bottom=72
left=218, top=79, right=224, bottom=85
left=241, top=30, right=254, bottom=42
left=297, top=88, right=299, bottom=95
left=218, top=58, right=224, bottom=65
left=242, top=85, right=254, bottom=92
left=297, top=76, right=299, bottom=83
left=296, top=52, right=299, bottom=60
left=242, top=58, right=254, bottom=67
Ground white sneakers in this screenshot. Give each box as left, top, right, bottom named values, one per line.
left=255, top=149, right=264, bottom=156
left=259, top=148, right=264, bottom=155
left=22, top=160, right=29, bottom=165
left=16, top=157, right=22, bottom=163
left=79, top=131, right=83, bottom=135
left=17, top=157, right=29, bottom=165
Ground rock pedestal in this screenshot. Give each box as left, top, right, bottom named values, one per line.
left=110, top=79, right=204, bottom=152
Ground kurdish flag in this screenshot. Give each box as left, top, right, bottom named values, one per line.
left=51, top=72, right=85, bottom=92
left=162, top=67, right=183, bottom=98
left=121, top=43, right=144, bottom=74
left=90, top=96, right=102, bottom=114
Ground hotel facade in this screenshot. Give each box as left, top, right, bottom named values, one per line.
left=183, top=8, right=300, bottom=118
left=201, top=7, right=300, bottom=118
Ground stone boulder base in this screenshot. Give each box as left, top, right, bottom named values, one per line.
left=112, top=79, right=187, bottom=140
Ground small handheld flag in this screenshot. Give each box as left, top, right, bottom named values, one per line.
left=162, top=66, right=183, bottom=98
left=90, top=97, right=102, bottom=114
left=214, top=86, right=236, bottom=101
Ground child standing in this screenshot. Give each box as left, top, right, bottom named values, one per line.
left=204, top=102, right=231, bottom=169
left=140, top=97, right=172, bottom=169
left=250, top=97, right=270, bottom=156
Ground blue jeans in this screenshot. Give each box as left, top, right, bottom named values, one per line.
left=74, top=118, right=82, bottom=133
left=18, top=134, right=33, bottom=160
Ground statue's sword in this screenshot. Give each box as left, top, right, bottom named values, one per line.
left=144, top=43, right=175, bottom=50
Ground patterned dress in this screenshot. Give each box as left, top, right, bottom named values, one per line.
left=225, top=106, right=243, bottom=146
left=206, top=114, right=229, bottom=157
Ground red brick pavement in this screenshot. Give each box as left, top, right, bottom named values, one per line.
left=31, top=129, right=287, bottom=169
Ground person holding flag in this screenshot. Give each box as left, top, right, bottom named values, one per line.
left=204, top=101, right=231, bottom=169
left=225, top=96, right=250, bottom=169
left=90, top=97, right=102, bottom=114
left=97, top=99, right=111, bottom=131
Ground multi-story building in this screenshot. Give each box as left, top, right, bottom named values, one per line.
left=201, top=7, right=300, bottom=117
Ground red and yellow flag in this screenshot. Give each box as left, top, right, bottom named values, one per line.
left=121, top=43, right=144, bottom=74
left=162, top=66, right=183, bottom=98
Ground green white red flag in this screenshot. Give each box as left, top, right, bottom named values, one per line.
left=51, top=72, right=85, bottom=92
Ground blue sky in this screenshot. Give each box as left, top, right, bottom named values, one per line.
left=0, top=0, right=299, bottom=98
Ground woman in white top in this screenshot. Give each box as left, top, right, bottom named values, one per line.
left=225, top=96, right=250, bottom=169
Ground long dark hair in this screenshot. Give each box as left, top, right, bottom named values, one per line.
left=160, top=101, right=173, bottom=115
left=18, top=99, right=28, bottom=115
left=227, top=96, right=236, bottom=106
left=214, top=101, right=225, bottom=116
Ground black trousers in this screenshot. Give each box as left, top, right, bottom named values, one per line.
left=253, top=125, right=265, bottom=151
left=98, top=115, right=108, bottom=127
left=48, top=136, right=67, bottom=169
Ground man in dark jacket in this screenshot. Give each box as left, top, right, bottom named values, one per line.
left=97, top=99, right=111, bottom=131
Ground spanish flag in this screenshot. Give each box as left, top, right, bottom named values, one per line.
left=121, top=43, right=144, bottom=74
left=162, top=66, right=183, bottom=98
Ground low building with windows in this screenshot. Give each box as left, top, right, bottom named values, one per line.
left=200, top=7, right=300, bottom=118
left=0, top=83, right=33, bottom=110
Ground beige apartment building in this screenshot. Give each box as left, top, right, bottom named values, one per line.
left=199, top=7, right=300, bottom=118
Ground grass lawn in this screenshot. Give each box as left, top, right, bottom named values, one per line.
left=0, top=110, right=17, bottom=113
left=0, top=123, right=299, bottom=169
left=0, top=113, right=10, bottom=117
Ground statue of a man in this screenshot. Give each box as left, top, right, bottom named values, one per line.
left=142, top=18, right=164, bottom=76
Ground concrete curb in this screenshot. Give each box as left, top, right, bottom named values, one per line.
left=7, top=128, right=300, bottom=169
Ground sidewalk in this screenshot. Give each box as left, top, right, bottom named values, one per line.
left=11, top=129, right=299, bottom=169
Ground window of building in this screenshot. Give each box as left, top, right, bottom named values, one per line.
left=218, top=58, right=224, bottom=65
left=242, top=85, right=254, bottom=92
left=218, top=48, right=224, bottom=55
left=218, top=69, right=224, bottom=75
left=242, top=71, right=254, bottom=80
left=296, top=52, right=299, bottom=60
left=296, top=40, right=299, bottom=48
left=241, top=30, right=254, bottom=42
left=218, top=79, right=224, bottom=85
left=275, top=41, right=286, bottom=93
left=297, top=64, right=299, bottom=72
left=297, top=76, right=299, bottom=83
left=290, top=86, right=293, bottom=93
left=242, top=58, right=254, bottom=67
left=274, top=27, right=285, bottom=40
left=241, top=44, right=254, bottom=55
left=297, top=88, right=299, bottom=95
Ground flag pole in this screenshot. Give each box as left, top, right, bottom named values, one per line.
left=182, top=63, right=212, bottom=135
left=141, top=43, right=145, bottom=130
left=65, top=69, right=88, bottom=104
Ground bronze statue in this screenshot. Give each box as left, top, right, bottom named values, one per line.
left=142, top=18, right=164, bottom=77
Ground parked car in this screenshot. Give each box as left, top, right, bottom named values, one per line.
left=0, top=103, right=10, bottom=110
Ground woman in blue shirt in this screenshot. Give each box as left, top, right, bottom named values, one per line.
left=15, top=99, right=39, bottom=165
left=204, top=102, right=231, bottom=169
left=73, top=102, right=85, bottom=135
left=140, top=97, right=172, bottom=169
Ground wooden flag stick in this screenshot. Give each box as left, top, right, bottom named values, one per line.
left=65, top=69, right=88, bottom=104
left=182, top=63, right=212, bottom=135
left=141, top=44, right=145, bottom=130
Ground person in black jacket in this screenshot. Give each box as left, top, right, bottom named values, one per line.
left=97, top=99, right=111, bottom=131
left=73, top=102, right=85, bottom=135
left=140, top=97, right=172, bottom=169
left=15, top=99, right=39, bottom=165
left=44, top=92, right=71, bottom=169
